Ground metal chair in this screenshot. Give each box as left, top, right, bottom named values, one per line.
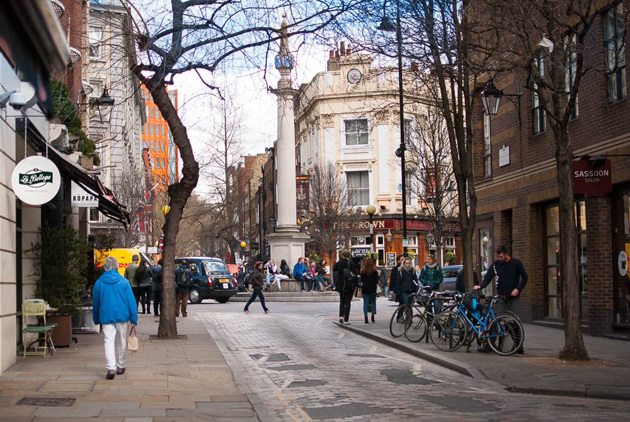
left=22, top=299, right=57, bottom=357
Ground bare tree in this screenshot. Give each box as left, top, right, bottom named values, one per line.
left=121, top=0, right=356, bottom=336
left=302, top=162, right=354, bottom=263
left=407, top=106, right=458, bottom=265
left=474, top=0, right=625, bottom=360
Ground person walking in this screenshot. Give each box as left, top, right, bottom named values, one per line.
left=378, top=266, right=388, bottom=297
left=175, top=263, right=192, bottom=317
left=333, top=250, right=358, bottom=324
left=419, top=254, right=443, bottom=313
left=361, top=257, right=379, bottom=324
left=293, top=257, right=308, bottom=292
left=92, top=256, right=138, bottom=380
left=244, top=262, right=271, bottom=314
left=125, top=255, right=141, bottom=311
left=152, top=259, right=163, bottom=317
left=389, top=255, right=404, bottom=303
left=134, top=259, right=153, bottom=314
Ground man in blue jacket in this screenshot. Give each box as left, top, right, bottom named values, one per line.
left=93, top=256, right=138, bottom=379
left=292, top=257, right=308, bottom=292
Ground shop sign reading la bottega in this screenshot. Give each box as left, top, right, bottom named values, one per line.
left=11, top=155, right=61, bottom=205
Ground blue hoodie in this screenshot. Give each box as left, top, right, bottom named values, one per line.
left=92, top=270, right=138, bottom=325
left=292, top=261, right=307, bottom=279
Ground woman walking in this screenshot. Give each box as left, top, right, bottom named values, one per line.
left=244, top=262, right=271, bottom=314
left=361, top=257, right=379, bottom=324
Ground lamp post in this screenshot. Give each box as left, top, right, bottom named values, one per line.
left=426, top=232, right=435, bottom=260
left=481, top=79, right=522, bottom=125
left=378, top=0, right=408, bottom=256
left=89, top=87, right=115, bottom=123
left=366, top=204, right=377, bottom=252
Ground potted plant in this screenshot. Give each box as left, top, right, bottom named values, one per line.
left=31, top=226, right=87, bottom=347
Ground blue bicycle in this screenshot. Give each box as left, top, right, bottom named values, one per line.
left=429, top=294, right=524, bottom=356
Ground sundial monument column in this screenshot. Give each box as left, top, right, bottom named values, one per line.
left=267, top=15, right=309, bottom=266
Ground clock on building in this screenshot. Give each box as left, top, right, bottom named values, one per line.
left=347, top=68, right=362, bottom=84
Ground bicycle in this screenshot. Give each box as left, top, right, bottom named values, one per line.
left=404, top=289, right=458, bottom=343
left=429, top=294, right=525, bottom=356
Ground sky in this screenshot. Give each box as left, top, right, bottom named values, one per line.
left=173, top=41, right=330, bottom=197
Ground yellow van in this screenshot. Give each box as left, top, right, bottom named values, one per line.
left=94, top=248, right=154, bottom=276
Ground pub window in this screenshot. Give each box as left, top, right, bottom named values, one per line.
left=344, top=119, right=369, bottom=146
left=346, top=171, right=369, bottom=206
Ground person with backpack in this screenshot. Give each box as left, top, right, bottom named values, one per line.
left=333, top=250, right=358, bottom=325
left=134, top=259, right=153, bottom=314
left=361, top=257, right=379, bottom=324
left=175, top=262, right=192, bottom=317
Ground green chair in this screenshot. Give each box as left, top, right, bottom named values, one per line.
left=22, top=299, right=57, bottom=358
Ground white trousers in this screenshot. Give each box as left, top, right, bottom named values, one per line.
left=102, top=322, right=128, bottom=371
left=273, top=274, right=289, bottom=290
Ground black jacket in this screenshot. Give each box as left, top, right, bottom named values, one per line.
left=395, top=267, right=418, bottom=294
left=250, top=269, right=265, bottom=289
left=455, top=270, right=479, bottom=293
left=361, top=271, right=379, bottom=295
left=333, top=258, right=357, bottom=294
left=390, top=265, right=401, bottom=292
left=480, top=257, right=528, bottom=296
left=280, top=263, right=291, bottom=277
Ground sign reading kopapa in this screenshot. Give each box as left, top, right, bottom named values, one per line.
left=11, top=155, right=61, bottom=205
left=71, top=181, right=99, bottom=207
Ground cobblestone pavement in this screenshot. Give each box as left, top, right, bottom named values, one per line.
left=198, top=302, right=630, bottom=421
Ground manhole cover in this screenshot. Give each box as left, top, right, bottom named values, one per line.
left=267, top=353, right=290, bottom=362
left=17, top=397, right=76, bottom=407
left=381, top=368, right=439, bottom=385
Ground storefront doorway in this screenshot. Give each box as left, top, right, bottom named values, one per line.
left=613, top=190, right=630, bottom=328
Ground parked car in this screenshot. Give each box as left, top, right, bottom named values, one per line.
left=440, top=264, right=463, bottom=291
left=175, top=257, right=238, bottom=304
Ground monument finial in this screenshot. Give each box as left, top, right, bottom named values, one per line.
left=275, top=14, right=294, bottom=71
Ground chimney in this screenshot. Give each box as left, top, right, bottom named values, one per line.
left=340, top=41, right=346, bottom=56
left=346, top=48, right=352, bottom=55
left=329, top=50, right=335, bottom=59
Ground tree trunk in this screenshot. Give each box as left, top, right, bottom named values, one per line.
left=136, top=72, right=199, bottom=338
left=555, top=128, right=589, bottom=360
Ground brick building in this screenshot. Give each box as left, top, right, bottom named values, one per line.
left=472, top=1, right=630, bottom=335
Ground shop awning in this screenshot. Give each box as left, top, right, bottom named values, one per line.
left=17, top=118, right=131, bottom=227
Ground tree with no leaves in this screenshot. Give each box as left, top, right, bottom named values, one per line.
left=473, top=0, right=625, bottom=360
left=121, top=0, right=357, bottom=337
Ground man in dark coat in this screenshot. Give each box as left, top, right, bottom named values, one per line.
left=333, top=250, right=358, bottom=325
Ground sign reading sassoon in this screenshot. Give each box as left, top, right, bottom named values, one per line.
left=71, top=181, right=99, bottom=207
left=572, top=159, right=612, bottom=196
left=11, top=155, right=61, bottom=205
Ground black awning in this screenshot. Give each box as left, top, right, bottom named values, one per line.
left=17, top=119, right=130, bottom=227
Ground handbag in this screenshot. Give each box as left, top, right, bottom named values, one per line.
left=127, top=325, right=139, bottom=352
left=354, top=287, right=363, bottom=298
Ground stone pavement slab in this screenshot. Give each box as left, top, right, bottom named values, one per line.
left=0, top=312, right=259, bottom=420
left=340, top=298, right=630, bottom=400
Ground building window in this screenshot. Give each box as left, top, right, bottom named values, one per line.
left=565, top=35, right=579, bottom=119
left=346, top=171, right=369, bottom=206
left=344, top=119, right=368, bottom=146
left=605, top=4, right=626, bottom=103
left=88, top=26, right=104, bottom=58
left=89, top=208, right=100, bottom=222
left=483, top=113, right=491, bottom=177
left=532, top=55, right=546, bottom=134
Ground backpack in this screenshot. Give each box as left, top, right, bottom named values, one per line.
left=342, top=267, right=359, bottom=293
left=176, top=267, right=193, bottom=287
left=463, top=290, right=481, bottom=312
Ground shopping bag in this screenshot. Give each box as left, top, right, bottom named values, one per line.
left=127, top=325, right=139, bottom=352
left=354, top=287, right=363, bottom=298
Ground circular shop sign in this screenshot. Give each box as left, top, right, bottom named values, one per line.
left=11, top=155, right=61, bottom=205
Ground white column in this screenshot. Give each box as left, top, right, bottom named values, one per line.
left=275, top=92, right=297, bottom=229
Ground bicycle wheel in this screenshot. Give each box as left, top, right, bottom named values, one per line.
left=486, top=313, right=524, bottom=356
left=429, top=311, right=467, bottom=352
left=405, top=314, right=427, bottom=343
left=389, top=304, right=412, bottom=338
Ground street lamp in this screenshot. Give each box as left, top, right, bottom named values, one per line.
left=89, top=87, right=115, bottom=123
left=481, top=79, right=522, bottom=125
left=161, top=205, right=170, bottom=217
left=378, top=0, right=408, bottom=256
left=366, top=204, right=377, bottom=250
left=426, top=232, right=435, bottom=248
